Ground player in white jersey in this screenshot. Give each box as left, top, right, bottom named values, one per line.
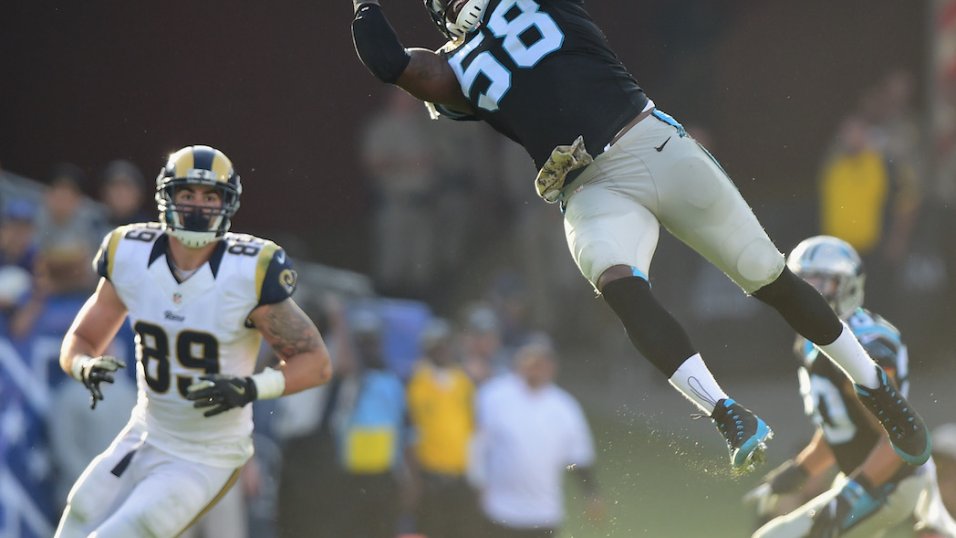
left=747, top=236, right=956, bottom=538
left=53, top=145, right=333, bottom=538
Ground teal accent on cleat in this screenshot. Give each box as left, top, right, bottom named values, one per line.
left=854, top=366, right=931, bottom=465
left=711, top=398, right=774, bottom=471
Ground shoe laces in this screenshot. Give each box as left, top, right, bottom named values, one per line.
left=859, top=375, right=917, bottom=440
left=710, top=400, right=749, bottom=448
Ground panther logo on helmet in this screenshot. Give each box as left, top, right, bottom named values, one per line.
left=786, top=235, right=865, bottom=320
left=155, top=145, right=242, bottom=248
left=424, top=0, right=489, bottom=39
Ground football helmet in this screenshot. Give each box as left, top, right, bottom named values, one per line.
left=155, top=145, right=241, bottom=248
left=786, top=235, right=865, bottom=319
left=424, top=0, right=488, bottom=39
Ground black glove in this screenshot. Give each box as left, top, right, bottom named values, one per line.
left=742, top=460, right=809, bottom=519
left=765, top=460, right=810, bottom=495
left=77, top=355, right=126, bottom=410
left=808, top=478, right=883, bottom=537
left=186, top=374, right=258, bottom=417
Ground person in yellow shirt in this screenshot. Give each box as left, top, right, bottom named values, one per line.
left=818, top=114, right=921, bottom=312
left=406, top=318, right=482, bottom=538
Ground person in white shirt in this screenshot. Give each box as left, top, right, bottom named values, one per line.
left=469, top=337, right=604, bottom=537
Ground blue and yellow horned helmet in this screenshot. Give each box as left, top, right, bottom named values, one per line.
left=155, top=145, right=242, bottom=248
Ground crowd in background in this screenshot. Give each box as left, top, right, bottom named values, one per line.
left=2, top=65, right=956, bottom=537
left=0, top=151, right=603, bottom=536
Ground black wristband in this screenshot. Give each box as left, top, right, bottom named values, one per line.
left=243, top=377, right=259, bottom=402
left=768, top=461, right=809, bottom=494
left=351, top=3, right=411, bottom=84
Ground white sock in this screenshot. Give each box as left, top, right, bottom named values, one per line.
left=817, top=322, right=879, bottom=388
left=668, top=353, right=729, bottom=415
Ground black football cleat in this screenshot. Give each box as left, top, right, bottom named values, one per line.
left=854, top=366, right=931, bottom=465
left=711, top=398, right=773, bottom=472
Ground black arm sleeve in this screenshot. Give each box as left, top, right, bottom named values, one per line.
left=351, top=4, right=411, bottom=84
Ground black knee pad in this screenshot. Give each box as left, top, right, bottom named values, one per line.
left=752, top=267, right=842, bottom=344
left=602, top=276, right=696, bottom=377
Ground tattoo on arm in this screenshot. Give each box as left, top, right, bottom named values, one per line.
left=257, top=300, right=321, bottom=359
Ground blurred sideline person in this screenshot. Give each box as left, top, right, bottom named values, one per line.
left=406, top=318, right=482, bottom=538
left=47, top=368, right=137, bottom=507
left=748, top=236, right=956, bottom=538
left=348, top=0, right=932, bottom=471
left=99, top=159, right=151, bottom=229
left=53, top=145, right=333, bottom=538
left=336, top=305, right=406, bottom=538
left=469, top=338, right=604, bottom=537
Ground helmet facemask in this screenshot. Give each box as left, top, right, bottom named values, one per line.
left=425, top=0, right=488, bottom=39
left=157, top=181, right=240, bottom=248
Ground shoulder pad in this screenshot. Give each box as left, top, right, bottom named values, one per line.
left=253, top=240, right=297, bottom=306
left=94, top=223, right=165, bottom=279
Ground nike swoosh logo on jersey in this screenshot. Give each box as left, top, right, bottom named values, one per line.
left=655, top=136, right=671, bottom=152
left=276, top=251, right=285, bottom=264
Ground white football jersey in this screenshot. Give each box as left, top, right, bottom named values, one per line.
left=94, top=223, right=296, bottom=468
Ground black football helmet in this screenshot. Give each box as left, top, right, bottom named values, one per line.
left=155, top=145, right=241, bottom=248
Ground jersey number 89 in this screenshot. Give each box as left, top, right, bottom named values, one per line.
left=449, top=0, right=564, bottom=112
left=134, top=321, right=220, bottom=398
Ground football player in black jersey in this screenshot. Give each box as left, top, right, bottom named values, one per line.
left=349, top=0, right=931, bottom=471
left=746, top=236, right=956, bottom=537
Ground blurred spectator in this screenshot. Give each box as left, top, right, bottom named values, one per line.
left=458, top=303, right=510, bottom=385
left=274, top=292, right=351, bottom=538
left=817, top=115, right=917, bottom=312
left=361, top=87, right=442, bottom=300
left=8, top=244, right=96, bottom=342
left=0, top=198, right=39, bottom=270
left=486, top=271, right=536, bottom=349
left=336, top=305, right=406, bottom=538
left=406, top=318, right=482, bottom=538
left=99, top=159, right=150, bottom=228
left=428, top=118, right=495, bottom=304
left=0, top=199, right=39, bottom=313
left=35, top=163, right=105, bottom=257
left=494, top=138, right=586, bottom=337
left=47, top=373, right=137, bottom=507
left=470, top=338, right=604, bottom=537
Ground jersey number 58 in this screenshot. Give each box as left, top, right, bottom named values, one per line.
left=448, top=0, right=564, bottom=112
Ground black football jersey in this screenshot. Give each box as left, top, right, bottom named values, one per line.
left=438, top=0, right=648, bottom=168
left=794, top=308, right=909, bottom=474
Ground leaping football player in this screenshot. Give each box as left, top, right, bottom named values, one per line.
left=54, top=145, right=333, bottom=538
left=347, top=0, right=931, bottom=470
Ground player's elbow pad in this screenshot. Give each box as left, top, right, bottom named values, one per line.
left=351, top=4, right=411, bottom=84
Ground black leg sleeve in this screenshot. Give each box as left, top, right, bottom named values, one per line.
left=602, top=277, right=697, bottom=378
left=752, top=267, right=843, bottom=345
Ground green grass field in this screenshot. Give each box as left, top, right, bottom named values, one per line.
left=559, top=413, right=915, bottom=538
